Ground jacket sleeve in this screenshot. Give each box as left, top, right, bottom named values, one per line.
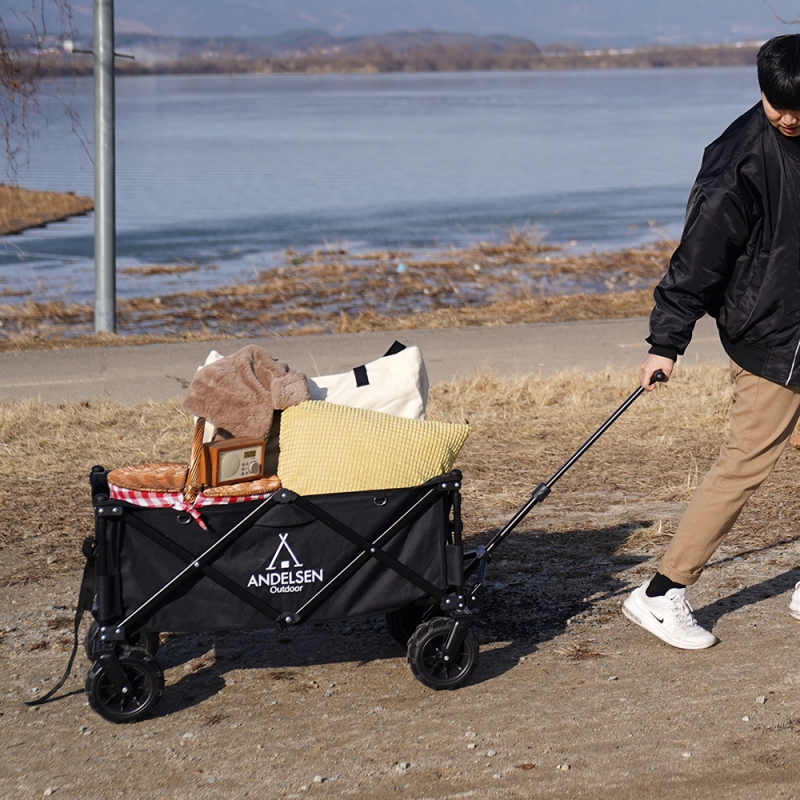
left=647, top=182, right=752, bottom=360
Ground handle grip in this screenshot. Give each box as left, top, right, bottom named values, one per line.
left=650, top=369, right=667, bottom=385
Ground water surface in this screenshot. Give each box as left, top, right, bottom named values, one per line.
left=1, top=67, right=760, bottom=303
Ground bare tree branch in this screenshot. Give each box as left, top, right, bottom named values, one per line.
left=763, top=1, right=800, bottom=25
left=0, top=1, right=75, bottom=179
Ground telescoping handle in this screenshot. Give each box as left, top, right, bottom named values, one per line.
left=543, top=369, right=666, bottom=492
left=479, top=370, right=666, bottom=561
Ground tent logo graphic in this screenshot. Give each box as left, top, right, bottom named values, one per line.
left=247, top=532, right=323, bottom=593
left=266, top=533, right=303, bottom=571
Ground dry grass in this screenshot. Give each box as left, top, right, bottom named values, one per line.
left=120, top=263, right=207, bottom=277
left=6, top=361, right=800, bottom=591
left=427, top=362, right=735, bottom=513
left=0, top=185, right=93, bottom=236
left=0, top=233, right=671, bottom=347
left=0, top=399, right=193, bottom=583
left=336, top=289, right=655, bottom=332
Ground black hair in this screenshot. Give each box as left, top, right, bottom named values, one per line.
left=757, top=35, right=800, bottom=110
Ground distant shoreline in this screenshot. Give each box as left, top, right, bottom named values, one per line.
left=36, top=41, right=759, bottom=78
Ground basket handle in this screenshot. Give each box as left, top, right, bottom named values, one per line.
left=184, top=417, right=205, bottom=503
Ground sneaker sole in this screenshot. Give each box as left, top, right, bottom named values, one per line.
left=789, top=607, right=800, bottom=621
left=622, top=596, right=718, bottom=650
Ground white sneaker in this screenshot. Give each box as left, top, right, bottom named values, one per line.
left=789, top=581, right=800, bottom=620
left=622, top=581, right=718, bottom=650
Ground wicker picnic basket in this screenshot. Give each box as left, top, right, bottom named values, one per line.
left=107, top=418, right=280, bottom=511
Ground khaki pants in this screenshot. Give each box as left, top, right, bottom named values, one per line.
left=659, top=360, right=800, bottom=586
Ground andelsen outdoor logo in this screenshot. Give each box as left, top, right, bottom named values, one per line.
left=247, top=533, right=324, bottom=594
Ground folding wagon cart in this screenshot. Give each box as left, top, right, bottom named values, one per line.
left=31, top=372, right=664, bottom=723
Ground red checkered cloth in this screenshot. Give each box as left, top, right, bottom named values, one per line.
left=108, top=484, right=275, bottom=530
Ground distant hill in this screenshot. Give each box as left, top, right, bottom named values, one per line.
left=92, top=0, right=791, bottom=45
left=4, top=0, right=794, bottom=45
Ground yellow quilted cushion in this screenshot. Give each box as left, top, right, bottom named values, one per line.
left=278, top=401, right=470, bottom=495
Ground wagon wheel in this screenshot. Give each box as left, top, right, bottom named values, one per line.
left=85, top=648, right=164, bottom=723
left=407, top=617, right=478, bottom=690
left=385, top=603, right=439, bottom=647
left=84, top=622, right=160, bottom=660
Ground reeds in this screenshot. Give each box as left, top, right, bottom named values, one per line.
left=0, top=231, right=673, bottom=348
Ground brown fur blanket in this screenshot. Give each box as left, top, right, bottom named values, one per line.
left=183, top=345, right=310, bottom=439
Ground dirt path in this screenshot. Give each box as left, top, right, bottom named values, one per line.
left=3, top=368, right=800, bottom=798
left=4, top=501, right=800, bottom=799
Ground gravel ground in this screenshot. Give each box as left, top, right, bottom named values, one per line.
left=4, top=494, right=800, bottom=799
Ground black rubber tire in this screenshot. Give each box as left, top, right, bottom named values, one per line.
left=85, top=648, right=164, bottom=723
left=83, top=622, right=97, bottom=661
left=84, top=622, right=160, bottom=660
left=407, top=617, right=478, bottom=690
left=134, top=630, right=160, bottom=656
left=385, top=604, right=438, bottom=647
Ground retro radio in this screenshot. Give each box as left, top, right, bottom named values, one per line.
left=204, top=437, right=266, bottom=486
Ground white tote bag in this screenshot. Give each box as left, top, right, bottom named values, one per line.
left=306, top=341, right=429, bottom=420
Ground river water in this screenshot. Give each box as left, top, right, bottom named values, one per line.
left=1, top=66, right=760, bottom=304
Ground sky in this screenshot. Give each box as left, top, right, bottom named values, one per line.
left=3, top=0, right=798, bottom=45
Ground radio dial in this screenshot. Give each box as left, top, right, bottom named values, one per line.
left=247, top=461, right=260, bottom=475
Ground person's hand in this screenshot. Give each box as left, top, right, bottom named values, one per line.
left=640, top=354, right=674, bottom=391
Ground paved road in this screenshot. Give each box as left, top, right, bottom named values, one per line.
left=0, top=316, right=726, bottom=404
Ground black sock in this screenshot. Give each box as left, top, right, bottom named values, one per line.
left=646, top=572, right=686, bottom=597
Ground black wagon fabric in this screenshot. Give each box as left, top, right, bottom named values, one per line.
left=114, top=482, right=449, bottom=632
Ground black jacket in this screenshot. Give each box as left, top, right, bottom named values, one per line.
left=647, top=102, right=800, bottom=385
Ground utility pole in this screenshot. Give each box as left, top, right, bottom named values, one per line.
left=93, top=0, right=115, bottom=333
